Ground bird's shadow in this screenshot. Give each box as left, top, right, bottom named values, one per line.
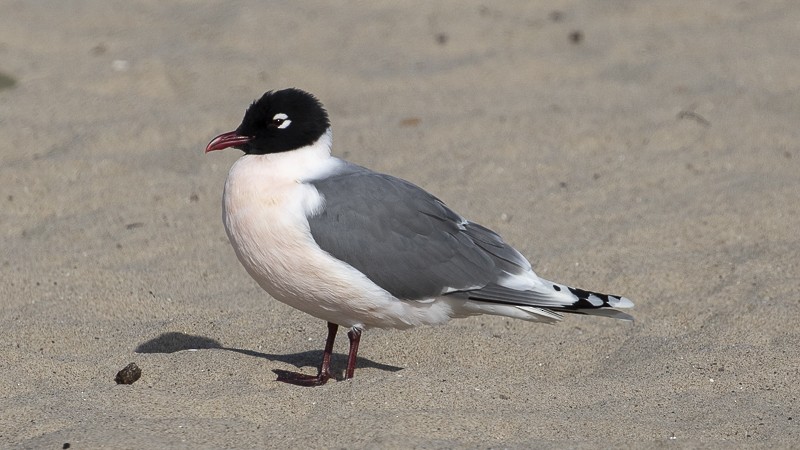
left=134, top=332, right=402, bottom=379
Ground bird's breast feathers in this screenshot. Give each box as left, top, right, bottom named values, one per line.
left=220, top=146, right=458, bottom=329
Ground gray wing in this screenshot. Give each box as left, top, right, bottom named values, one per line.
left=305, top=162, right=531, bottom=300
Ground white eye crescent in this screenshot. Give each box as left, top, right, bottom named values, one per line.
left=272, top=113, right=291, bottom=129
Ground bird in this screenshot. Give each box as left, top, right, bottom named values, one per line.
left=205, top=88, right=633, bottom=386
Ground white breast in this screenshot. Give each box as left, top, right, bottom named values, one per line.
left=220, top=135, right=459, bottom=329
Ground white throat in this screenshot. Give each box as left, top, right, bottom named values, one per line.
left=239, top=128, right=334, bottom=182
left=222, top=128, right=337, bottom=225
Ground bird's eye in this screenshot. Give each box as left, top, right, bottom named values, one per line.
left=270, top=113, right=292, bottom=129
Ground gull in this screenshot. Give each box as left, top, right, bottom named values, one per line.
left=205, top=88, right=633, bottom=386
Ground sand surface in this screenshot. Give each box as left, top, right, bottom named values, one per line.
left=2, top=1, right=799, bottom=448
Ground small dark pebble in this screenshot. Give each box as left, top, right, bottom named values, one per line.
left=126, top=222, right=144, bottom=230
left=189, top=193, right=199, bottom=202
left=63, top=444, right=71, bottom=449
left=435, top=33, right=448, bottom=45
left=115, top=362, right=142, bottom=385
left=569, top=30, right=583, bottom=44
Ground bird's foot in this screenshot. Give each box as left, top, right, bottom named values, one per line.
left=273, top=369, right=332, bottom=387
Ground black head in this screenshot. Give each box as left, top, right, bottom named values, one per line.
left=205, top=88, right=330, bottom=155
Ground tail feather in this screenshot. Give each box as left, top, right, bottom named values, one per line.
left=464, top=278, right=634, bottom=321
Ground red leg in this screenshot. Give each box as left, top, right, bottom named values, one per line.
left=345, top=327, right=362, bottom=380
left=275, top=322, right=338, bottom=387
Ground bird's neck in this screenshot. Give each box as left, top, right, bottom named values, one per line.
left=230, top=129, right=337, bottom=186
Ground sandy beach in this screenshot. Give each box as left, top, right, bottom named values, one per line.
left=2, top=1, right=799, bottom=447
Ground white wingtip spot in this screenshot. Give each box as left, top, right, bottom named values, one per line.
left=611, top=296, right=635, bottom=309
left=586, top=294, right=605, bottom=307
